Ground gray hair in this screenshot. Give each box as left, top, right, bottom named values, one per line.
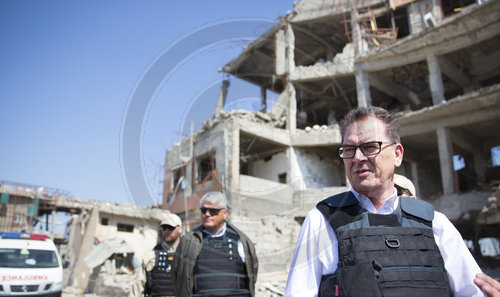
left=199, top=191, right=231, bottom=210
left=339, top=106, right=400, bottom=144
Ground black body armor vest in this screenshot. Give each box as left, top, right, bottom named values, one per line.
left=193, top=227, right=250, bottom=297
left=148, top=245, right=175, bottom=296
left=317, top=192, right=451, bottom=297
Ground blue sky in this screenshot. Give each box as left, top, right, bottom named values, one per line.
left=0, top=0, right=295, bottom=206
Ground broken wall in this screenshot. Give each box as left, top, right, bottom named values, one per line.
left=235, top=175, right=293, bottom=216
left=248, top=151, right=287, bottom=182
left=293, top=186, right=350, bottom=213
left=229, top=214, right=302, bottom=289
left=193, top=120, right=227, bottom=188
left=67, top=208, right=99, bottom=291
left=94, top=213, right=158, bottom=263
left=294, top=148, right=344, bottom=188
left=164, top=138, right=192, bottom=203
left=163, top=120, right=229, bottom=227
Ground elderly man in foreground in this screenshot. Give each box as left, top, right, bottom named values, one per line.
left=285, top=106, right=485, bottom=297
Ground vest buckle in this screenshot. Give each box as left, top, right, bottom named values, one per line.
left=385, top=236, right=400, bottom=248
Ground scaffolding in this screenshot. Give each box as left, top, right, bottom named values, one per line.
left=0, top=180, right=69, bottom=234
left=341, top=0, right=399, bottom=53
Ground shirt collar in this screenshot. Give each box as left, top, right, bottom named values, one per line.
left=350, top=187, right=399, bottom=214
left=160, top=240, right=178, bottom=253
left=203, top=222, right=227, bottom=238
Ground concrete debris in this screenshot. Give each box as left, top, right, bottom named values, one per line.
left=255, top=111, right=272, bottom=122
left=83, top=238, right=135, bottom=269
left=260, top=282, right=286, bottom=296
left=230, top=213, right=302, bottom=292
left=88, top=273, right=137, bottom=297
left=292, top=42, right=358, bottom=80
left=304, top=124, right=331, bottom=132
left=481, top=186, right=500, bottom=214
left=433, top=191, right=491, bottom=221
left=202, top=109, right=287, bottom=132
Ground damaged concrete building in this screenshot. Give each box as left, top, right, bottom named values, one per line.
left=59, top=197, right=169, bottom=296
left=0, top=180, right=174, bottom=296
left=163, top=0, right=500, bottom=292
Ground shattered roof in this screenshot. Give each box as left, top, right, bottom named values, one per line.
left=56, top=196, right=170, bottom=221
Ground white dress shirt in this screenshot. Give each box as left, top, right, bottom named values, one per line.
left=284, top=188, right=484, bottom=297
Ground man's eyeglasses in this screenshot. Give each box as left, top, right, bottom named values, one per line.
left=200, top=207, right=224, bottom=216
left=337, top=141, right=396, bottom=159
left=161, top=224, right=176, bottom=231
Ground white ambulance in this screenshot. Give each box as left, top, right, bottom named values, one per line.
left=0, top=232, right=63, bottom=297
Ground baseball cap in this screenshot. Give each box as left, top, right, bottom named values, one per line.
left=160, top=213, right=182, bottom=227
left=394, top=174, right=416, bottom=196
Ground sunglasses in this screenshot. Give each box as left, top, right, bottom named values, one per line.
left=200, top=207, right=224, bottom=216
left=161, top=225, right=176, bottom=231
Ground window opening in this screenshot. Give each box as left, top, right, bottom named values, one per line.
left=117, top=223, right=134, bottom=233
left=197, top=154, right=215, bottom=183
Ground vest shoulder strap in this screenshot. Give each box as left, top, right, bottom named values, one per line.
left=400, top=196, right=434, bottom=222
left=225, top=226, right=241, bottom=241
left=317, top=192, right=435, bottom=230
left=316, top=191, right=365, bottom=230
left=318, top=191, right=359, bottom=208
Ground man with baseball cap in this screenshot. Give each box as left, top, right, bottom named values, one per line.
left=393, top=173, right=417, bottom=197
left=143, top=213, right=183, bottom=297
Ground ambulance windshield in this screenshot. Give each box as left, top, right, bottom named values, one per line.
left=0, top=248, right=59, bottom=268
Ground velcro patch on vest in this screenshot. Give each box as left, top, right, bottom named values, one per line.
left=368, top=213, right=399, bottom=227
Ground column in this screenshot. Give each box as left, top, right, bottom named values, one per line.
left=287, top=83, right=297, bottom=134
left=214, top=80, right=230, bottom=116
left=356, top=69, right=371, bottom=107
left=436, top=126, right=455, bottom=194
left=351, top=9, right=364, bottom=55
left=229, top=122, right=240, bottom=208
left=427, top=54, right=446, bottom=105
left=473, top=151, right=486, bottom=184
left=185, top=122, right=194, bottom=196
left=285, top=23, right=295, bottom=74
left=260, top=86, right=267, bottom=112
left=288, top=147, right=304, bottom=191
left=410, top=161, right=419, bottom=196
left=275, top=27, right=286, bottom=75
left=51, top=210, right=56, bottom=239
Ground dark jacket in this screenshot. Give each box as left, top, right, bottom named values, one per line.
left=172, top=221, right=259, bottom=297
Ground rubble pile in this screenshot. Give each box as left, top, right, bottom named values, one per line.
left=231, top=214, right=302, bottom=296
left=202, top=110, right=287, bottom=132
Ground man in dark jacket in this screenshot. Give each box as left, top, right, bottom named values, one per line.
left=172, top=191, right=258, bottom=297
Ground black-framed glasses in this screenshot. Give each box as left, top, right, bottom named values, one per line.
left=161, top=225, right=176, bottom=231
left=200, top=207, right=224, bottom=216
left=337, top=141, right=396, bottom=159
